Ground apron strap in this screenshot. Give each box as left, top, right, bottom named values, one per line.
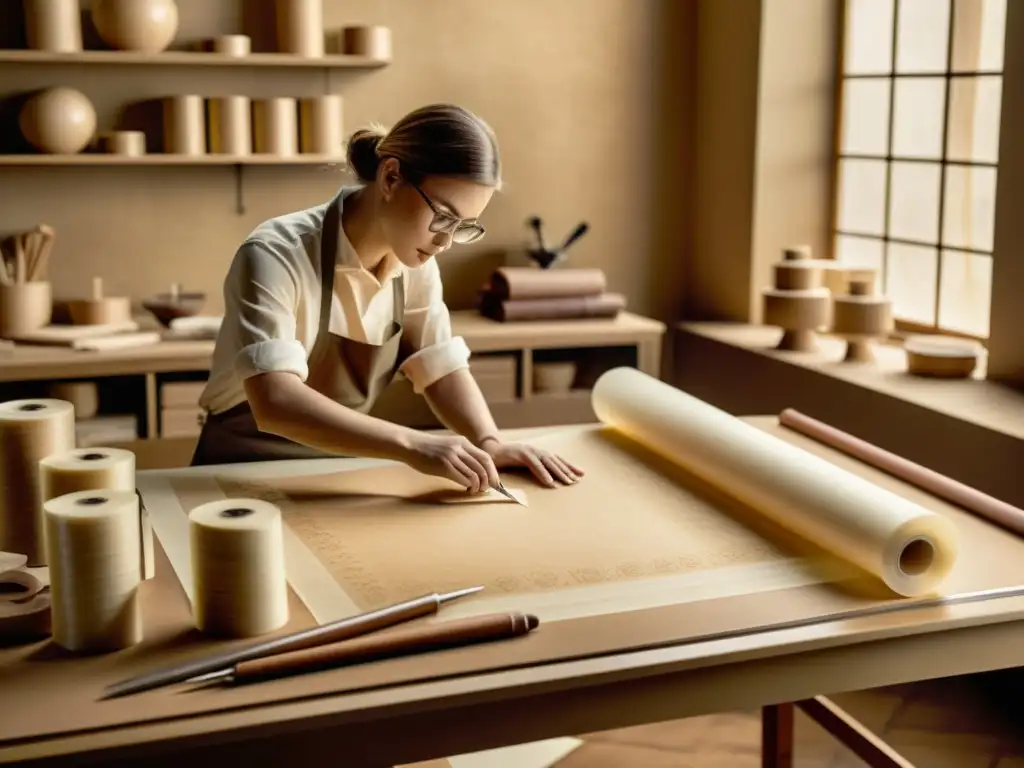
left=318, top=194, right=342, bottom=338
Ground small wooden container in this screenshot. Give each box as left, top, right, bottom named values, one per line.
left=97, top=130, right=146, bottom=156
left=342, top=25, right=392, bottom=60
left=904, top=336, right=982, bottom=379
left=533, top=362, right=577, bottom=394
left=213, top=34, right=250, bottom=56
left=67, top=277, right=132, bottom=326
left=0, top=281, right=52, bottom=338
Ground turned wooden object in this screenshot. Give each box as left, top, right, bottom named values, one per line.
left=67, top=277, right=132, bottom=325
left=762, top=246, right=831, bottom=352
left=904, top=335, right=983, bottom=378
left=831, top=278, right=893, bottom=363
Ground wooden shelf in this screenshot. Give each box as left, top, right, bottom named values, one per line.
left=0, top=49, right=389, bottom=68
left=0, top=154, right=345, bottom=166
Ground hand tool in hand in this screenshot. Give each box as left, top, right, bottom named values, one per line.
left=492, top=480, right=526, bottom=506
left=189, top=611, right=540, bottom=687
left=100, top=585, right=484, bottom=700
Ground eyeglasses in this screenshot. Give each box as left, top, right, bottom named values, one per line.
left=410, top=182, right=486, bottom=244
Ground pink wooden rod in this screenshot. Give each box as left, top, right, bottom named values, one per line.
left=778, top=409, right=1024, bottom=538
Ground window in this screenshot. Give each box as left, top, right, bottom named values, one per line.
left=832, top=0, right=1006, bottom=339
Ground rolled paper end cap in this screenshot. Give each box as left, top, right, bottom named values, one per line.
left=526, top=614, right=540, bottom=630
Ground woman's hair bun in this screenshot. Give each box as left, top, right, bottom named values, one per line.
left=346, top=127, right=386, bottom=182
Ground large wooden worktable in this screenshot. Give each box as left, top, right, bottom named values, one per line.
left=3, top=420, right=1024, bottom=768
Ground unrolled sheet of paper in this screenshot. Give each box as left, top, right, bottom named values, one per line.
left=590, top=367, right=959, bottom=597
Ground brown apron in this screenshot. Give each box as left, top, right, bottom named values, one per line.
left=190, top=193, right=410, bottom=466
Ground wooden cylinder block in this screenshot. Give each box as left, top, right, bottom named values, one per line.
left=831, top=280, right=893, bottom=363
left=48, top=381, right=99, bottom=419
left=213, top=34, right=250, bottom=56
left=762, top=288, right=830, bottom=352
left=97, top=130, right=146, bottom=156
left=163, top=95, right=206, bottom=155
left=0, top=281, right=52, bottom=338
left=299, top=95, right=344, bottom=155
left=774, top=262, right=822, bottom=291
left=208, top=96, right=252, bottom=155
left=904, top=335, right=982, bottom=379
left=275, top=0, right=324, bottom=57
left=253, top=98, right=298, bottom=156
left=24, top=0, right=83, bottom=52
left=343, top=25, right=392, bottom=59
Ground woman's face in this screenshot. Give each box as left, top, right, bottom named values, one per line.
left=378, top=158, right=495, bottom=269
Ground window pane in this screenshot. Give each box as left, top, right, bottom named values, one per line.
left=951, top=0, right=1006, bottom=72
left=942, top=165, right=997, bottom=252
left=835, top=234, right=885, bottom=272
left=840, top=79, right=891, bottom=155
left=844, top=0, right=895, bottom=74
left=886, top=243, right=938, bottom=324
left=891, top=78, right=946, bottom=159
left=939, top=249, right=992, bottom=336
left=896, top=0, right=951, bottom=73
left=947, top=75, right=1003, bottom=162
left=888, top=161, right=941, bottom=242
left=837, top=159, right=888, bottom=234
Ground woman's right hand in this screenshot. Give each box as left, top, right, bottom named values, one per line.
left=401, top=432, right=501, bottom=493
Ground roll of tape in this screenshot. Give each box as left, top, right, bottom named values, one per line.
left=189, top=498, right=289, bottom=638
left=39, top=447, right=154, bottom=580
left=0, top=399, right=76, bottom=566
left=0, top=569, right=51, bottom=642
left=44, top=489, right=144, bottom=652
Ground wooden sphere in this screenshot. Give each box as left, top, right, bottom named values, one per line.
left=19, top=87, right=97, bottom=154
left=92, top=0, right=179, bottom=54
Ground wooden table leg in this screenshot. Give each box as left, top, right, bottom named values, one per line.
left=762, top=703, right=794, bottom=768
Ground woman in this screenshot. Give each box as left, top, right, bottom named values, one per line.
left=192, top=103, right=583, bottom=493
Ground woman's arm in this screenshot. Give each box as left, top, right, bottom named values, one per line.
left=421, top=367, right=501, bottom=447
left=245, top=371, right=421, bottom=459
left=245, top=371, right=499, bottom=491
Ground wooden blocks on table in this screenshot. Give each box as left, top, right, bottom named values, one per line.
left=831, top=279, right=893, bottom=364
left=762, top=247, right=831, bottom=352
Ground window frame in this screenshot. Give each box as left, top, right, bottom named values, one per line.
left=829, top=0, right=1004, bottom=344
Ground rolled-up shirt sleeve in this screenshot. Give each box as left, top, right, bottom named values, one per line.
left=399, top=259, right=470, bottom=393
left=224, top=240, right=310, bottom=382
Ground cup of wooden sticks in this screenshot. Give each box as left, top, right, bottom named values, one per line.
left=0, top=225, right=56, bottom=338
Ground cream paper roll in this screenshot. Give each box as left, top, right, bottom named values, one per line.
left=0, top=399, right=76, bottom=566
left=208, top=95, right=252, bottom=156
left=38, top=447, right=154, bottom=581
left=189, top=498, right=289, bottom=638
left=299, top=95, right=343, bottom=155
left=163, top=95, right=206, bottom=155
left=590, top=367, right=959, bottom=597
left=253, top=98, right=298, bottom=156
left=44, top=489, right=143, bottom=652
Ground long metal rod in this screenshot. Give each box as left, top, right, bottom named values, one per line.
left=101, top=586, right=483, bottom=700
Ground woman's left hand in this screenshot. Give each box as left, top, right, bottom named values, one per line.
left=480, top=438, right=584, bottom=488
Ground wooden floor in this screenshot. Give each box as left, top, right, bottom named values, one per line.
left=554, top=669, right=1024, bottom=767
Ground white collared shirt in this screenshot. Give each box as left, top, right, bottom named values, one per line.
left=199, top=186, right=471, bottom=415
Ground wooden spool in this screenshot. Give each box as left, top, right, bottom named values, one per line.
left=831, top=279, right=893, bottom=363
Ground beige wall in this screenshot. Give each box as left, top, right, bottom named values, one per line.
left=687, top=0, right=839, bottom=323
left=0, top=0, right=693, bottom=321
